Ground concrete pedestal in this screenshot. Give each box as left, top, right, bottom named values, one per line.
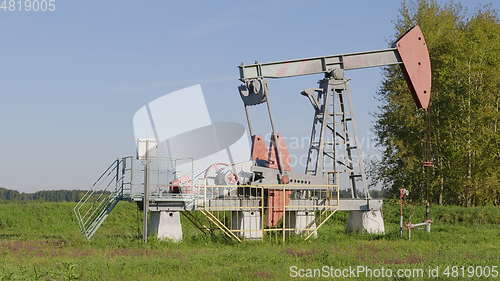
left=148, top=211, right=183, bottom=242
left=286, top=211, right=317, bottom=238
left=231, top=211, right=262, bottom=239
left=347, top=210, right=385, bottom=234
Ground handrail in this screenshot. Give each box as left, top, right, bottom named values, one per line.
left=74, top=156, right=134, bottom=239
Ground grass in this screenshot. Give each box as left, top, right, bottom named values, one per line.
left=0, top=201, right=498, bottom=280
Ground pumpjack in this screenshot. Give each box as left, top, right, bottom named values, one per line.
left=75, top=25, right=432, bottom=241
left=238, top=25, right=431, bottom=231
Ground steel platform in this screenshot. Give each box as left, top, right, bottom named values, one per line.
left=130, top=194, right=382, bottom=212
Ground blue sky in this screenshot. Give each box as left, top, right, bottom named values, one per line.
left=0, top=0, right=495, bottom=192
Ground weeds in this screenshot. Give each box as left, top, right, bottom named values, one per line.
left=0, top=202, right=498, bottom=280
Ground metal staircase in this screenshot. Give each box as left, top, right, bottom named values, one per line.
left=74, top=156, right=133, bottom=239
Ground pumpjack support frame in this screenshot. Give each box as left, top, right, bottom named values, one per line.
left=236, top=25, right=431, bottom=235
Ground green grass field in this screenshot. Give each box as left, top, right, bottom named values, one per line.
left=0, top=201, right=498, bottom=280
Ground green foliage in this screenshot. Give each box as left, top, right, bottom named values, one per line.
left=0, top=202, right=498, bottom=281
left=371, top=0, right=499, bottom=206
left=0, top=188, right=96, bottom=203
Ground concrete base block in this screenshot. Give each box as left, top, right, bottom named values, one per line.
left=231, top=211, right=262, bottom=239
left=286, top=211, right=317, bottom=238
left=148, top=211, right=183, bottom=242
left=347, top=210, right=385, bottom=234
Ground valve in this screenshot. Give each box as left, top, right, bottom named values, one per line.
left=399, top=188, right=409, bottom=200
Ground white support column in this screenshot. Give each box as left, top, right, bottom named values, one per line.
left=231, top=211, right=262, bottom=239
left=286, top=211, right=317, bottom=238
left=347, top=210, right=385, bottom=234
left=148, top=211, right=183, bottom=242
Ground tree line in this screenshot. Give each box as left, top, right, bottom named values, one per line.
left=370, top=0, right=499, bottom=206
left=0, top=187, right=88, bottom=202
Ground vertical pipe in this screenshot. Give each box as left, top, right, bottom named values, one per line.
left=425, top=201, right=431, bottom=232
left=282, top=185, right=286, bottom=243
left=425, top=201, right=429, bottom=221
left=204, top=176, right=207, bottom=209
left=261, top=185, right=264, bottom=240
left=400, top=197, right=403, bottom=238
left=143, top=141, right=150, bottom=243
left=130, top=157, right=134, bottom=197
